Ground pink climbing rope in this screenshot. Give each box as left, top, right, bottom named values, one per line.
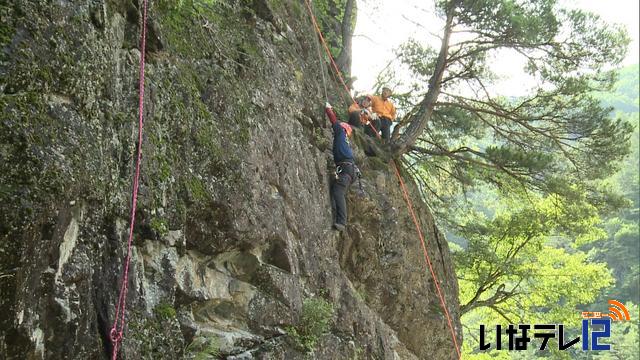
left=110, top=0, right=148, bottom=358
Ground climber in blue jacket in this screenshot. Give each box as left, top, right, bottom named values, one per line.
left=325, top=102, right=359, bottom=232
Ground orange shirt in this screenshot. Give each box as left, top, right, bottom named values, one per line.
left=371, top=95, right=396, bottom=121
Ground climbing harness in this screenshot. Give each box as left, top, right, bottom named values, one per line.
left=110, top=0, right=148, bottom=358
left=303, top=0, right=461, bottom=358
left=334, top=165, right=345, bottom=180
left=335, top=162, right=354, bottom=180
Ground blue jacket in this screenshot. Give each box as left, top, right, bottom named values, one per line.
left=332, top=122, right=354, bottom=164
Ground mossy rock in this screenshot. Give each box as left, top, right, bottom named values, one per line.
left=127, top=307, right=184, bottom=359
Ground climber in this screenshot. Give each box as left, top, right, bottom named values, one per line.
left=325, top=102, right=360, bottom=232
left=370, top=87, right=397, bottom=141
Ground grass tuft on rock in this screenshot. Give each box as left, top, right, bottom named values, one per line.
left=287, top=297, right=334, bottom=353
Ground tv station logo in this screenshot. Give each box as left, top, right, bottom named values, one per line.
left=479, top=300, right=630, bottom=352
left=581, top=299, right=631, bottom=321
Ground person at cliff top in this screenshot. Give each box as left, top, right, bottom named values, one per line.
left=347, top=95, right=375, bottom=135
left=325, top=102, right=360, bottom=232
left=370, top=87, right=397, bottom=141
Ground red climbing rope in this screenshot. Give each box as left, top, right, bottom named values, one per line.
left=303, top=1, right=461, bottom=358
left=110, top=0, right=148, bottom=358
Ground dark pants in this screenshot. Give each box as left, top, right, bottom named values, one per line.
left=330, top=162, right=355, bottom=226
left=365, top=118, right=381, bottom=138
left=380, top=117, right=392, bottom=140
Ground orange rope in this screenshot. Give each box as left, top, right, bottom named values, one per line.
left=304, top=0, right=380, bottom=135
left=303, top=1, right=461, bottom=358
left=392, top=162, right=461, bottom=359
left=303, top=0, right=356, bottom=105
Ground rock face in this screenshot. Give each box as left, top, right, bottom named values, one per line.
left=0, top=1, right=461, bottom=359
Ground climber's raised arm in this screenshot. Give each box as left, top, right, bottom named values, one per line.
left=325, top=102, right=338, bottom=125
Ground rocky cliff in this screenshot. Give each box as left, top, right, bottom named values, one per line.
left=0, top=1, right=461, bottom=358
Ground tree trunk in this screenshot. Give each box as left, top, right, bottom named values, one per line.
left=391, top=10, right=455, bottom=156
left=336, top=0, right=355, bottom=75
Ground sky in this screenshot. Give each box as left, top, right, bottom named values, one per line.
left=351, top=0, right=640, bottom=95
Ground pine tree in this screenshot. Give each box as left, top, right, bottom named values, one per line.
left=391, top=0, right=632, bottom=208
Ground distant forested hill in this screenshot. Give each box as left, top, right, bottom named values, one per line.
left=596, top=64, right=639, bottom=113
left=588, top=63, right=639, bottom=305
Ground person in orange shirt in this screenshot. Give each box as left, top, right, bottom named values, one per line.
left=370, top=87, right=396, bottom=141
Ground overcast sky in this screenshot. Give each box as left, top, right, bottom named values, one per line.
left=351, top=0, right=640, bottom=94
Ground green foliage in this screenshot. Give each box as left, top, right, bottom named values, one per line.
left=395, top=14, right=637, bottom=358
left=453, top=63, right=639, bottom=357
left=186, top=177, right=209, bottom=202
left=185, top=336, right=221, bottom=360
left=456, top=194, right=611, bottom=317
left=128, top=307, right=184, bottom=358
left=453, top=0, right=558, bottom=43
left=311, top=0, right=357, bottom=69
left=154, top=302, right=177, bottom=320
left=392, top=13, right=637, bottom=360
left=396, top=39, right=438, bottom=83
left=442, top=0, right=629, bottom=81
left=580, top=115, right=639, bottom=305
left=287, top=297, right=334, bottom=353
left=595, top=65, right=640, bottom=113
left=456, top=196, right=615, bottom=359
left=394, top=1, right=633, bottom=219
left=149, top=217, right=169, bottom=237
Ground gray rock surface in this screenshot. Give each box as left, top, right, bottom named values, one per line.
left=0, top=0, right=461, bottom=358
